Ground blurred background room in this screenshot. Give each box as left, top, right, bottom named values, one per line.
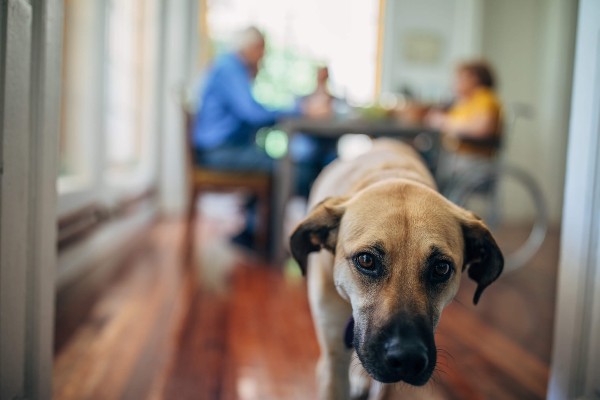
left=2, top=0, right=599, bottom=399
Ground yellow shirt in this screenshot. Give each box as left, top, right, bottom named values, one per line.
left=446, top=87, right=502, bottom=157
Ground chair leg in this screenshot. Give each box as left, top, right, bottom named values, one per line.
left=255, top=185, right=270, bottom=258
left=185, top=186, right=199, bottom=262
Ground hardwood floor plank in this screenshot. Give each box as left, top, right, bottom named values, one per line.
left=119, top=238, right=190, bottom=400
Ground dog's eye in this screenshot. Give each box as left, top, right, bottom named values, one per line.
left=431, top=262, right=453, bottom=282
left=357, top=253, right=374, bottom=269
left=352, top=252, right=380, bottom=276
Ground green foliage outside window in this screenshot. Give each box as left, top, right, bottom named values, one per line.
left=211, top=36, right=319, bottom=108
left=253, top=40, right=318, bottom=109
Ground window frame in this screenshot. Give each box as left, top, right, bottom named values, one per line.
left=58, top=0, right=161, bottom=217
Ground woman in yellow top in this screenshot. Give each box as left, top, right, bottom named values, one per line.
left=427, top=60, right=503, bottom=188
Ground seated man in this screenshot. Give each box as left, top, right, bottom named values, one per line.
left=194, top=26, right=300, bottom=173
left=194, top=27, right=310, bottom=250
left=426, top=60, right=502, bottom=190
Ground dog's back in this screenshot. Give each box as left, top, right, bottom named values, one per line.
left=308, top=138, right=436, bottom=209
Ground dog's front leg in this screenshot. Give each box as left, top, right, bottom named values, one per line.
left=307, top=251, right=353, bottom=400
left=349, top=352, right=371, bottom=399
left=368, top=382, right=393, bottom=400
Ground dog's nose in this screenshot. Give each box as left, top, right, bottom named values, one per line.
left=384, top=338, right=429, bottom=379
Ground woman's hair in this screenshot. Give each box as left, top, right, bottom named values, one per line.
left=458, top=60, right=496, bottom=89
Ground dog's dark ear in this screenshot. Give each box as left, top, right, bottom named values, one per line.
left=289, top=197, right=347, bottom=275
left=461, top=212, right=504, bottom=305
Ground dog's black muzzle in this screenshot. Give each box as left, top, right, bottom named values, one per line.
left=357, top=314, right=436, bottom=385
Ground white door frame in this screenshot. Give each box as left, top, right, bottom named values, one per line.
left=548, top=0, right=600, bottom=399
left=0, top=0, right=62, bottom=398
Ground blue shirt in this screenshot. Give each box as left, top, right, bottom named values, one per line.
left=194, top=53, right=299, bottom=150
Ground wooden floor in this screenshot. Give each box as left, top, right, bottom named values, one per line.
left=54, top=202, right=559, bottom=399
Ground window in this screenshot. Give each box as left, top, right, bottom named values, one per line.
left=205, top=0, right=381, bottom=107
left=58, top=0, right=160, bottom=213
left=59, top=0, right=99, bottom=192
left=104, top=0, right=157, bottom=185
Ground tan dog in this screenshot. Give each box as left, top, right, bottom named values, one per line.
left=290, top=139, right=503, bottom=399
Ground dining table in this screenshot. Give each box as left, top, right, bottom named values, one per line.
left=271, top=117, right=440, bottom=264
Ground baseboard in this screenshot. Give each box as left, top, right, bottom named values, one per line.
left=56, top=201, right=158, bottom=288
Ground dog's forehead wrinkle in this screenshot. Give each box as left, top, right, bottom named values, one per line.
left=426, top=244, right=455, bottom=261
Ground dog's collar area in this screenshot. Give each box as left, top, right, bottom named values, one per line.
left=344, top=317, right=354, bottom=349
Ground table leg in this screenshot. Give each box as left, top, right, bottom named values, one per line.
left=271, top=132, right=295, bottom=265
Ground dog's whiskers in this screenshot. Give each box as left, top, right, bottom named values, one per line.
left=433, top=365, right=449, bottom=376
left=436, top=346, right=456, bottom=375
left=349, top=361, right=371, bottom=380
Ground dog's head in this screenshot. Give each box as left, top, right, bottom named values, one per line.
left=290, top=180, right=503, bottom=385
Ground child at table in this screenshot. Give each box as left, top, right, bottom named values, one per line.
left=290, top=66, right=339, bottom=197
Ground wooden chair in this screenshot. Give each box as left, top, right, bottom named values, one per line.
left=183, top=109, right=272, bottom=259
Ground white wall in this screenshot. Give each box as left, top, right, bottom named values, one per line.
left=536, top=0, right=579, bottom=223
left=481, top=0, right=577, bottom=222
left=381, top=0, right=482, bottom=102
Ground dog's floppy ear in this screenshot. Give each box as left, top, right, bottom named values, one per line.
left=289, top=197, right=347, bottom=275
left=461, top=212, right=504, bottom=305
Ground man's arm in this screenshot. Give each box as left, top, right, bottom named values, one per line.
left=219, top=63, right=300, bottom=126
